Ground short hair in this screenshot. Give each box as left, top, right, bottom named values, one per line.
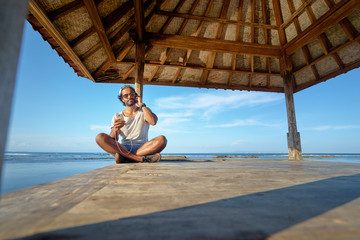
left=118, top=85, right=137, bottom=106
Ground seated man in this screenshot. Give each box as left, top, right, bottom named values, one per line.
left=96, top=85, right=167, bottom=163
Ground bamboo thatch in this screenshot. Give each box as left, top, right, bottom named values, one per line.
left=27, top=0, right=360, bottom=93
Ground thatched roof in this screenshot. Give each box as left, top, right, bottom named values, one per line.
left=27, top=0, right=360, bottom=93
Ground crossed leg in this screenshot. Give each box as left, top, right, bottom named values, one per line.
left=96, top=133, right=167, bottom=162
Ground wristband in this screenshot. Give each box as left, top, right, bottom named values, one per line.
left=138, top=103, right=146, bottom=109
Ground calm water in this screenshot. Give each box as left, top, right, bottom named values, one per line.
left=1, top=152, right=360, bottom=194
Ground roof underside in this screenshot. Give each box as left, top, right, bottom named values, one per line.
left=27, top=0, right=360, bottom=93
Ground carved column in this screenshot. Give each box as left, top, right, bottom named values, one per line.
left=0, top=0, right=29, bottom=190
left=283, top=71, right=303, bottom=160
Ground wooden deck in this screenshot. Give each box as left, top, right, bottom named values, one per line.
left=1, top=159, right=360, bottom=239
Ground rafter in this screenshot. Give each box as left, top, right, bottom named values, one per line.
left=28, top=0, right=94, bottom=81
left=262, top=0, right=271, bottom=88
left=229, top=0, right=244, bottom=87
left=280, top=0, right=315, bottom=29
left=156, top=10, right=279, bottom=30
left=324, top=0, right=359, bottom=40
left=285, top=0, right=360, bottom=55
left=171, top=0, right=201, bottom=83
left=148, top=0, right=187, bottom=82
left=272, top=0, right=287, bottom=45
left=116, top=40, right=135, bottom=61
left=295, top=59, right=360, bottom=92
left=119, top=60, right=281, bottom=76
left=83, top=0, right=115, bottom=62
left=200, top=0, right=231, bottom=86
left=299, top=0, right=346, bottom=71
left=69, top=26, right=96, bottom=48
left=109, top=0, right=153, bottom=47
left=294, top=34, right=360, bottom=74
left=146, top=33, right=282, bottom=58
left=103, top=1, right=133, bottom=30
left=183, top=0, right=213, bottom=66
left=97, top=77, right=284, bottom=93
left=48, top=0, right=84, bottom=21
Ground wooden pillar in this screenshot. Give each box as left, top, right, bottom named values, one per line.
left=283, top=71, right=303, bottom=160
left=0, top=0, right=29, bottom=190
left=133, top=0, right=145, bottom=97
left=134, top=42, right=145, bottom=97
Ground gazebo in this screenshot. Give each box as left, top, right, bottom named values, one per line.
left=1, top=0, right=360, bottom=163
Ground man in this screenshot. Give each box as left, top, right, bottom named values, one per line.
left=96, top=85, right=167, bottom=163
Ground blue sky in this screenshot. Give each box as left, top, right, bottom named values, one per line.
left=5, top=22, right=360, bottom=153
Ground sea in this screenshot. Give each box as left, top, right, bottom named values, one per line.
left=1, top=152, right=360, bottom=194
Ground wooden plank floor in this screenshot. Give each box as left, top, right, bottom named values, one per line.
left=1, top=160, right=360, bottom=239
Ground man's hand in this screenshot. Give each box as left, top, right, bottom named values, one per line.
left=136, top=96, right=142, bottom=106
left=114, top=119, right=125, bottom=133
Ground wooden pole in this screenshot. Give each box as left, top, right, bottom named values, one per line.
left=134, top=42, right=145, bottom=97
left=0, top=0, right=29, bottom=191
left=133, top=0, right=145, bottom=97
left=283, top=71, right=303, bottom=160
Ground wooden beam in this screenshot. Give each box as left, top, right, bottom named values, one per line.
left=146, top=33, right=282, bottom=58
left=103, top=1, right=133, bottom=30
left=294, top=34, right=360, bottom=73
left=200, top=0, right=231, bottom=86
left=156, top=10, right=279, bottom=30
left=183, top=0, right=213, bottom=66
left=80, top=42, right=102, bottom=60
left=272, top=0, right=287, bottom=45
left=285, top=0, right=360, bottom=55
left=119, top=60, right=281, bottom=76
left=116, top=40, right=135, bottom=61
left=69, top=26, right=96, bottom=48
left=97, top=77, right=285, bottom=93
left=295, top=59, right=360, bottom=92
left=280, top=0, right=315, bottom=29
left=48, top=0, right=84, bottom=21
left=299, top=0, right=346, bottom=71
left=148, top=0, right=187, bottom=82
left=109, top=0, right=153, bottom=47
left=83, top=0, right=115, bottom=62
left=229, top=0, right=244, bottom=87
left=28, top=0, right=94, bottom=81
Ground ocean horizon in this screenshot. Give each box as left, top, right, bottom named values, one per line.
left=2, top=152, right=360, bottom=194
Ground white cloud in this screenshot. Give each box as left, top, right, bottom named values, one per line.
left=151, top=118, right=191, bottom=133
left=155, top=91, right=282, bottom=119
left=309, top=125, right=360, bottom=131
left=90, top=125, right=110, bottom=131
left=206, top=119, right=282, bottom=128
left=157, top=112, right=193, bottom=118
left=231, top=139, right=247, bottom=146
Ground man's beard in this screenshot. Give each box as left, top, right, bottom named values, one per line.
left=125, top=99, right=135, bottom=106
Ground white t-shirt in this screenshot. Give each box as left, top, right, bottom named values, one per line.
left=111, top=109, right=149, bottom=146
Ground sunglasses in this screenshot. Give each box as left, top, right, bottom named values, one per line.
left=122, top=93, right=137, bottom=99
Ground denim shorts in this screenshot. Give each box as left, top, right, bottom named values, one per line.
left=122, top=144, right=142, bottom=153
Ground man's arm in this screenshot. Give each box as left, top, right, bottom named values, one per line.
left=142, top=105, right=158, bottom=126
left=137, top=96, right=157, bottom=125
